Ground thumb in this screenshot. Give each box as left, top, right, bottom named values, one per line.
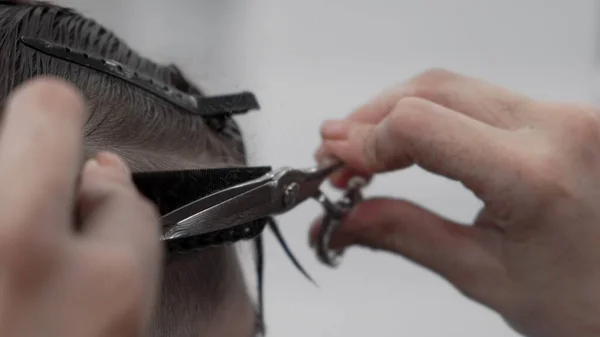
left=310, top=198, right=510, bottom=307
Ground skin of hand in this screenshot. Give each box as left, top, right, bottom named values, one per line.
left=0, top=78, right=162, bottom=337
left=311, top=68, right=600, bottom=337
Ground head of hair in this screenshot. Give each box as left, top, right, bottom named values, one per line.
left=0, top=1, right=258, bottom=336
left=0, top=0, right=245, bottom=170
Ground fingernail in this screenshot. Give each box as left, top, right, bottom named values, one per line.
left=315, top=145, right=339, bottom=168
left=318, top=155, right=338, bottom=168
left=321, top=120, right=349, bottom=140
left=83, top=158, right=99, bottom=172
left=96, top=152, right=131, bottom=179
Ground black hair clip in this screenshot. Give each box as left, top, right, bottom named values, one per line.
left=0, top=1, right=25, bottom=5
left=19, top=36, right=260, bottom=118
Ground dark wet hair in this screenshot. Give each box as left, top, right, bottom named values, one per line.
left=0, top=1, right=245, bottom=169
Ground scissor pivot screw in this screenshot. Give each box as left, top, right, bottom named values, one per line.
left=283, top=182, right=300, bottom=207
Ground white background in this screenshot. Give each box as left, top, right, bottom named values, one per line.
left=53, top=1, right=600, bottom=336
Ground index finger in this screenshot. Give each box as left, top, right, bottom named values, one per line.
left=322, top=97, right=516, bottom=199
left=318, top=69, right=533, bottom=187
left=345, top=69, right=533, bottom=129
left=0, top=78, right=86, bottom=230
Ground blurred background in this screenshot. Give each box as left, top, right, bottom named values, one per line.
left=53, top=1, right=599, bottom=336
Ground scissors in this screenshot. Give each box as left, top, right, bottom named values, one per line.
left=160, top=161, right=364, bottom=267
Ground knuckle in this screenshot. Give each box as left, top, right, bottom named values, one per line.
left=411, top=68, right=457, bottom=86
left=404, top=68, right=458, bottom=100
left=561, top=105, right=600, bottom=144
left=521, top=150, right=571, bottom=202
left=388, top=97, right=434, bottom=136
left=363, top=125, right=388, bottom=171
left=362, top=97, right=432, bottom=171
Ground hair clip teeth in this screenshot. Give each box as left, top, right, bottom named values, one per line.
left=19, top=36, right=260, bottom=119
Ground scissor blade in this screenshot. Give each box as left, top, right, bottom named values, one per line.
left=161, top=181, right=278, bottom=240
left=161, top=173, right=271, bottom=226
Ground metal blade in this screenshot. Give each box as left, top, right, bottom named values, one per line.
left=161, top=180, right=279, bottom=240
left=161, top=172, right=272, bottom=225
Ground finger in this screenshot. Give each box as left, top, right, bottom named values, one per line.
left=316, top=69, right=535, bottom=188
left=346, top=68, right=535, bottom=129
left=329, top=169, right=370, bottom=189
left=473, top=207, right=505, bottom=232
left=311, top=198, right=482, bottom=271
left=314, top=149, right=371, bottom=188
left=76, top=153, right=161, bottom=332
left=310, top=198, right=509, bottom=307
left=317, top=118, right=372, bottom=187
left=322, top=97, right=517, bottom=198
left=0, top=78, right=86, bottom=231
left=77, top=153, right=160, bottom=256
left=94, top=151, right=133, bottom=182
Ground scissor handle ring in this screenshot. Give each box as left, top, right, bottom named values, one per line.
left=315, top=209, right=345, bottom=267
left=315, top=177, right=365, bottom=267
